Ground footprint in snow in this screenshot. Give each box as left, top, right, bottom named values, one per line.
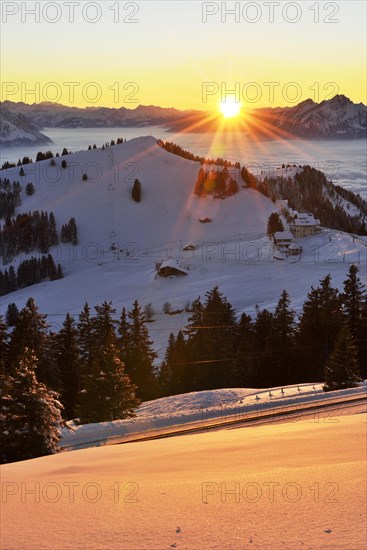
left=324, top=529, right=332, bottom=533
left=170, top=544, right=177, bottom=548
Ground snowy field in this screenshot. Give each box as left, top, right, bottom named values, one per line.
left=1, top=137, right=366, bottom=361
left=2, top=410, right=366, bottom=549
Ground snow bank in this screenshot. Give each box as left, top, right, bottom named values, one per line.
left=59, top=381, right=367, bottom=450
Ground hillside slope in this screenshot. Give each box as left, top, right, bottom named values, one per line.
left=1, top=137, right=366, bottom=358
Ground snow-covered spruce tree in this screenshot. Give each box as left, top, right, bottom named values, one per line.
left=8, top=298, right=57, bottom=387
left=323, top=325, right=361, bottom=392
left=0, top=348, right=63, bottom=464
left=77, top=343, right=140, bottom=424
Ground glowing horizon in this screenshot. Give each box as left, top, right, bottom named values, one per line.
left=0, top=1, right=366, bottom=111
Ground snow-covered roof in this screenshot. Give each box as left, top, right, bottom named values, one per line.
left=293, top=213, right=318, bottom=226
left=183, top=242, right=196, bottom=250
left=158, top=259, right=188, bottom=273
left=275, top=200, right=289, bottom=208
left=288, top=243, right=302, bottom=250
left=274, top=231, right=293, bottom=241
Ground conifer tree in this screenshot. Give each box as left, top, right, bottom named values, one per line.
left=48, top=212, right=59, bottom=246
left=159, top=333, right=176, bottom=396
left=266, top=212, right=284, bottom=237
left=5, top=303, right=19, bottom=327
left=126, top=300, right=157, bottom=400
left=184, top=297, right=205, bottom=391
left=253, top=308, right=274, bottom=387
left=8, top=298, right=55, bottom=386
left=194, top=167, right=205, bottom=196
left=77, top=303, right=94, bottom=375
left=118, top=306, right=130, bottom=367
left=159, top=330, right=187, bottom=396
left=132, top=179, right=141, bottom=202
left=56, top=314, right=81, bottom=419
left=270, top=290, right=296, bottom=385
left=359, top=295, right=367, bottom=377
left=323, top=325, right=361, bottom=391
left=236, top=313, right=256, bottom=387
left=200, top=287, right=237, bottom=389
left=0, top=316, right=9, bottom=375
left=93, top=301, right=118, bottom=349
left=297, top=274, right=343, bottom=382
left=26, top=182, right=34, bottom=196
left=77, top=343, right=140, bottom=423
left=0, top=347, right=63, bottom=464
left=342, top=264, right=366, bottom=335
left=342, top=264, right=366, bottom=376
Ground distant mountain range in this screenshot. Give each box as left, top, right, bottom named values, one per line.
left=1, top=101, right=193, bottom=131
left=1, top=95, right=366, bottom=146
left=0, top=106, right=53, bottom=147
left=165, top=95, right=367, bottom=139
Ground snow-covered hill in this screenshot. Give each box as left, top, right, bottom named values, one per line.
left=1, top=136, right=366, bottom=358
left=0, top=106, right=53, bottom=147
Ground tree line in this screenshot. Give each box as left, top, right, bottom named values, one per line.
left=159, top=268, right=365, bottom=396
left=0, top=265, right=365, bottom=463
left=242, top=165, right=367, bottom=235
left=194, top=167, right=239, bottom=198
left=0, top=299, right=155, bottom=419
left=0, top=211, right=77, bottom=263
left=158, top=140, right=241, bottom=169
left=0, top=179, right=21, bottom=219
left=1, top=149, right=72, bottom=171
left=0, top=254, right=63, bottom=296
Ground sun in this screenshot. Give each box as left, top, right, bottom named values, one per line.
left=219, top=98, right=242, bottom=119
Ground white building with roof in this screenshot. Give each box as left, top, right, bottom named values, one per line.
left=290, top=213, right=321, bottom=238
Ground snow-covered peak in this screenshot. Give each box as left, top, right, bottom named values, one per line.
left=0, top=106, right=53, bottom=147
